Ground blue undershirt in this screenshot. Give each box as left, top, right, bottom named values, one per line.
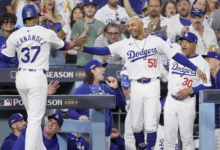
left=179, top=17, right=191, bottom=26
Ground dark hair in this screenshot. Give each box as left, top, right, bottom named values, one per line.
left=0, top=12, right=17, bottom=26
left=84, top=71, right=94, bottom=85
left=176, top=0, right=190, bottom=4
left=161, top=1, right=176, bottom=17
left=23, top=17, right=35, bottom=25
left=70, top=6, right=84, bottom=29
left=104, top=22, right=122, bottom=34
left=148, top=0, right=162, bottom=6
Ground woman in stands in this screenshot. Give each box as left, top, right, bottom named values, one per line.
left=0, top=12, right=18, bottom=68
left=161, top=1, right=177, bottom=18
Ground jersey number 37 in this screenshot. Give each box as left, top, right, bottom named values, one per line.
left=21, top=46, right=41, bottom=63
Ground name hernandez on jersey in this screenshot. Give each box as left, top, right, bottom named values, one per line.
left=168, top=54, right=211, bottom=95
left=108, top=35, right=178, bottom=80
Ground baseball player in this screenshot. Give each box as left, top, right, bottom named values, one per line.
left=0, top=4, right=88, bottom=150
left=202, top=51, right=220, bottom=150
left=163, top=32, right=211, bottom=150
left=73, top=16, right=207, bottom=150
left=1, top=113, right=26, bottom=150
left=12, top=114, right=63, bottom=150
left=121, top=62, right=168, bottom=150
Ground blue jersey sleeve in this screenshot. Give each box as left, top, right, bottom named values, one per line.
left=110, top=136, right=125, bottom=150
left=11, top=128, right=26, bottom=150
left=83, top=47, right=111, bottom=55
left=68, top=109, right=82, bottom=120
left=104, top=85, right=125, bottom=106
left=1, top=140, right=13, bottom=150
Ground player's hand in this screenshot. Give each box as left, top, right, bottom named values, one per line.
left=105, top=76, right=118, bottom=89
left=181, top=26, right=189, bottom=36
left=176, top=88, right=191, bottom=100
left=79, top=115, right=89, bottom=120
left=97, top=26, right=103, bottom=36
left=111, top=128, right=119, bottom=138
left=47, top=80, right=60, bottom=95
left=73, top=46, right=84, bottom=51
left=39, top=16, right=46, bottom=23
left=125, top=100, right=130, bottom=112
left=84, top=21, right=89, bottom=33
left=73, top=34, right=90, bottom=46
left=196, top=68, right=207, bottom=84
left=148, top=20, right=154, bottom=31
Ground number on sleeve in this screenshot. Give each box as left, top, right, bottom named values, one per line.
left=21, top=46, right=41, bottom=63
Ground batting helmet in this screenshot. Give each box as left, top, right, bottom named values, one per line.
left=22, top=3, right=40, bottom=19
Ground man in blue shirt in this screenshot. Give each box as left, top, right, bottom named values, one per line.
left=57, top=59, right=125, bottom=150
left=11, top=114, right=63, bottom=150
left=1, top=113, right=26, bottom=150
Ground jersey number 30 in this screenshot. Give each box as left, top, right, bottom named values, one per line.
left=182, top=77, right=193, bottom=87
left=21, top=46, right=41, bottom=63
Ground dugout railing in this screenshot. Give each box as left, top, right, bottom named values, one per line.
left=0, top=95, right=116, bottom=150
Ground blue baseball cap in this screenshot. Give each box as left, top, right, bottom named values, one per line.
left=48, top=114, right=63, bottom=128
left=83, top=0, right=98, bottom=6
left=8, top=113, right=26, bottom=127
left=179, top=32, right=198, bottom=44
left=202, top=51, right=220, bottom=61
left=85, top=59, right=108, bottom=74
left=191, top=8, right=204, bottom=17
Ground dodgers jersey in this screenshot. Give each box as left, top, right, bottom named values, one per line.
left=108, top=35, right=178, bottom=80
left=95, top=4, right=129, bottom=24
left=168, top=54, right=211, bottom=95
left=1, top=25, right=65, bottom=71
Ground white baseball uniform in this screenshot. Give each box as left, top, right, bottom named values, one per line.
left=2, top=25, right=65, bottom=150
left=164, top=54, right=211, bottom=150
left=120, top=64, right=166, bottom=150
left=95, top=4, right=129, bottom=25
left=107, top=35, right=180, bottom=148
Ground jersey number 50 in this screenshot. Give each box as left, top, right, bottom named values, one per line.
left=21, top=46, right=41, bottom=63
left=148, top=58, right=157, bottom=68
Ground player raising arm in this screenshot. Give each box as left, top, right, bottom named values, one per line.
left=74, top=16, right=207, bottom=150
left=0, top=3, right=88, bottom=150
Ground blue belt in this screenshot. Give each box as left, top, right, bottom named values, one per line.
left=137, top=77, right=159, bottom=83
left=19, top=68, right=47, bottom=74
left=171, top=94, right=194, bottom=100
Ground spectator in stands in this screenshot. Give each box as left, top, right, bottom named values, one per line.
left=161, top=1, right=177, bottom=18
left=123, top=0, right=149, bottom=18
left=95, top=0, right=129, bottom=25
left=181, top=8, right=219, bottom=55
left=0, top=12, right=19, bottom=68
left=70, top=0, right=105, bottom=66
left=206, top=0, right=220, bottom=25
left=58, top=6, right=84, bottom=41
left=12, top=114, right=63, bottom=150
left=57, top=59, right=125, bottom=150
left=212, top=3, right=220, bottom=49
left=167, top=0, right=192, bottom=43
left=1, top=113, right=26, bottom=150
left=41, top=0, right=63, bottom=33
left=66, top=128, right=125, bottom=150
left=0, top=0, right=14, bottom=16
left=93, top=23, right=125, bottom=65
left=142, top=0, right=169, bottom=36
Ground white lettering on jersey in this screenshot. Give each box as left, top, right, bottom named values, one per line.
left=127, top=48, right=157, bottom=62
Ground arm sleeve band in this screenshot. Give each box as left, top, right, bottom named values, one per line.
left=192, top=84, right=210, bottom=95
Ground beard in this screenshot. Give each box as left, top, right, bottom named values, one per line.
left=109, top=2, right=118, bottom=8
left=194, top=23, right=202, bottom=30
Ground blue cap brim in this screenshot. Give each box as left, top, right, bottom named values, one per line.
left=190, top=14, right=204, bottom=18
left=179, top=37, right=195, bottom=43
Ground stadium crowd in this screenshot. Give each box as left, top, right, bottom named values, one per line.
left=0, top=0, right=220, bottom=149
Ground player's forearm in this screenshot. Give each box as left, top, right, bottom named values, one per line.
left=55, top=109, right=63, bottom=116
left=68, top=109, right=82, bottom=120
left=0, top=53, right=12, bottom=63
left=192, top=84, right=210, bottom=95
left=83, top=46, right=111, bottom=55
left=123, top=0, right=138, bottom=17
left=114, top=88, right=126, bottom=106
left=122, top=87, right=130, bottom=100
left=62, top=41, right=77, bottom=51
left=172, top=53, right=198, bottom=71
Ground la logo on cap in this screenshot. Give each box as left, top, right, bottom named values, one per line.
left=216, top=55, right=218, bottom=58
left=18, top=113, right=23, bottom=117
left=185, top=33, right=188, bottom=37
left=55, top=115, right=59, bottom=119
left=11, top=119, right=15, bottom=123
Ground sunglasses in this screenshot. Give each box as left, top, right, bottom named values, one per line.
left=3, top=20, right=15, bottom=25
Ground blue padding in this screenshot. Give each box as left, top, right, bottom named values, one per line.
left=60, top=119, right=90, bottom=133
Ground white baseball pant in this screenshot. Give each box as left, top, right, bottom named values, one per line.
left=130, top=79, right=160, bottom=133
left=124, top=103, right=161, bottom=150
left=16, top=70, right=47, bottom=150
left=164, top=94, right=196, bottom=150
